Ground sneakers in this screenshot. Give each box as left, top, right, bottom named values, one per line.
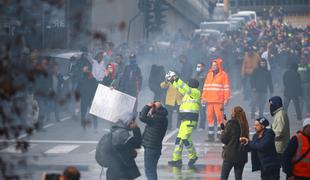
left=168, top=158, right=198, bottom=167
left=168, top=160, right=182, bottom=167
left=188, top=157, right=198, bottom=166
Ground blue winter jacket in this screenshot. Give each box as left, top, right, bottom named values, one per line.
left=246, top=128, right=280, bottom=172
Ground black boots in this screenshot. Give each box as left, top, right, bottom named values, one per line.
left=168, top=160, right=182, bottom=167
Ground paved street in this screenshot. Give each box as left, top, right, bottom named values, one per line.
left=0, top=90, right=303, bottom=180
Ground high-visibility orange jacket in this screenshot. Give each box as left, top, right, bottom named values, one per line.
left=201, top=58, right=230, bottom=103
left=292, top=132, right=310, bottom=178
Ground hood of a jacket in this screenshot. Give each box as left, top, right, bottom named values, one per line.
left=269, top=96, right=283, bottom=116
left=209, top=58, right=224, bottom=73
left=113, top=112, right=135, bottom=129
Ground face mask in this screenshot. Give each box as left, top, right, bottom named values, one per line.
left=196, top=67, right=202, bottom=72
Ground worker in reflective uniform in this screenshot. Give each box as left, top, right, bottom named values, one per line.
left=202, top=58, right=230, bottom=141
left=166, top=71, right=201, bottom=167
left=283, top=118, right=310, bottom=180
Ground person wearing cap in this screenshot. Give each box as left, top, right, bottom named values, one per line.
left=283, top=118, right=310, bottom=180
left=107, top=112, right=142, bottom=180
left=240, top=117, right=281, bottom=180
left=160, top=77, right=183, bottom=130
left=165, top=71, right=201, bottom=167
left=201, top=58, right=230, bottom=141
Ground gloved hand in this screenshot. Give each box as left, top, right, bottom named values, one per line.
left=165, top=71, right=177, bottom=82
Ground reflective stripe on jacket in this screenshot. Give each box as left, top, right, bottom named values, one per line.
left=172, top=78, right=200, bottom=121
left=202, top=58, right=230, bottom=103
left=292, top=132, right=310, bottom=178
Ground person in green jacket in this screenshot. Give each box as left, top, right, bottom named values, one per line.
left=165, top=71, right=201, bottom=167
left=269, top=96, right=290, bottom=165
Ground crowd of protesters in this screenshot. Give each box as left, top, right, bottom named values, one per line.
left=93, top=17, right=310, bottom=180
left=1, top=6, right=310, bottom=179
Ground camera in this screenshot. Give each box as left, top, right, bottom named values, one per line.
left=220, top=123, right=225, bottom=130
left=224, top=114, right=227, bottom=121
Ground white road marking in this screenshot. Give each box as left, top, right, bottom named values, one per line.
left=45, top=145, right=79, bottom=154
left=25, top=140, right=98, bottom=144
left=16, top=117, right=71, bottom=140
left=1, top=144, right=37, bottom=153
left=18, top=134, right=28, bottom=139
left=43, top=123, right=54, bottom=129
left=0, top=139, right=227, bottom=147
left=163, top=129, right=178, bottom=143
left=60, top=116, right=71, bottom=122
left=89, top=149, right=96, bottom=154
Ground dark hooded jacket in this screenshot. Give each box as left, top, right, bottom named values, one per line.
left=139, top=105, right=168, bottom=149
left=283, top=63, right=302, bottom=97
left=119, top=62, right=142, bottom=97
left=250, top=65, right=273, bottom=93
left=108, top=121, right=142, bottom=179
left=269, top=96, right=290, bottom=154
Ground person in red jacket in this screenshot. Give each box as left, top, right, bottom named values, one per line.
left=283, top=118, right=310, bottom=180
left=201, top=58, right=230, bottom=141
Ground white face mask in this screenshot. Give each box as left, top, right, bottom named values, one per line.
left=196, top=67, right=202, bottom=72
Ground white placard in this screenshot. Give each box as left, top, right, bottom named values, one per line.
left=89, top=84, right=136, bottom=122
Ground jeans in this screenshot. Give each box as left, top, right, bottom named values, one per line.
left=144, top=148, right=161, bottom=180
left=221, top=160, right=245, bottom=180
left=261, top=168, right=280, bottom=180
left=242, top=75, right=251, bottom=100
left=251, top=92, right=267, bottom=118
left=36, top=97, right=50, bottom=129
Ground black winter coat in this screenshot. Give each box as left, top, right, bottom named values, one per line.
left=250, top=67, right=273, bottom=93
left=76, top=73, right=97, bottom=103
left=119, top=63, right=142, bottom=97
left=34, top=70, right=53, bottom=98
left=283, top=69, right=302, bottom=98
left=180, top=61, right=193, bottom=82
left=246, top=129, right=280, bottom=172
left=139, top=105, right=168, bottom=149
left=108, top=123, right=142, bottom=180
left=221, top=119, right=248, bottom=164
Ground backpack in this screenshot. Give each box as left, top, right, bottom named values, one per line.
left=95, top=132, right=114, bottom=167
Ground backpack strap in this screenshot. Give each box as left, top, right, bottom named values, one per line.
left=292, top=145, right=310, bottom=165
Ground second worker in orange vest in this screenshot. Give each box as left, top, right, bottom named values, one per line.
left=201, top=58, right=230, bottom=141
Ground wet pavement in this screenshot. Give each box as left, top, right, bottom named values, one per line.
left=0, top=89, right=304, bottom=179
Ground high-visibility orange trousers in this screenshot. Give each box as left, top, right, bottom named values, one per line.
left=206, top=103, right=224, bottom=127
